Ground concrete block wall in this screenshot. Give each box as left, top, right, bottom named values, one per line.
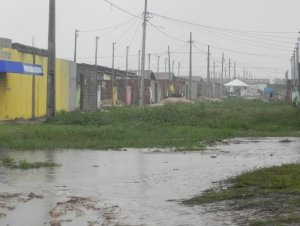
left=77, top=65, right=97, bottom=111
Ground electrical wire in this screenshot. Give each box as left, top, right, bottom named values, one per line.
left=79, top=16, right=138, bottom=33
left=147, top=21, right=187, bottom=43
left=160, top=16, right=294, bottom=48
left=194, top=41, right=289, bottom=60
left=129, top=18, right=142, bottom=47
left=151, top=12, right=297, bottom=34
left=103, top=0, right=143, bottom=19
left=115, top=16, right=141, bottom=43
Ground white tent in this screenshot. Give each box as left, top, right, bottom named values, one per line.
left=224, top=79, right=249, bottom=87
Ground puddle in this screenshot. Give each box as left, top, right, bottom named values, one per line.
left=0, top=137, right=300, bottom=226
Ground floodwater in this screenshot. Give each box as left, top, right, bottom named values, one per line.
left=0, top=137, right=300, bottom=226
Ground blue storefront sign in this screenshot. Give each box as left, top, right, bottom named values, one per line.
left=0, top=60, right=43, bottom=76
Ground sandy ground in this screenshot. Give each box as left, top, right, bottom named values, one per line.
left=0, top=137, right=300, bottom=226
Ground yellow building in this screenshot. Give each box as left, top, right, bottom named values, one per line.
left=0, top=38, right=76, bottom=121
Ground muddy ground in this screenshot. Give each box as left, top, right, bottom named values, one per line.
left=0, top=137, right=300, bottom=226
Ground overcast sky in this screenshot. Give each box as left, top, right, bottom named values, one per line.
left=1, top=0, right=300, bottom=80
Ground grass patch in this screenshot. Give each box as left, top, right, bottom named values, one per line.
left=0, top=99, right=299, bottom=150
left=2, top=157, right=61, bottom=169
left=279, top=138, right=292, bottom=143
left=183, top=163, right=300, bottom=225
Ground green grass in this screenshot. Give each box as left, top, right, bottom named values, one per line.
left=0, top=99, right=299, bottom=150
left=183, top=163, right=300, bottom=225
left=2, top=157, right=61, bottom=169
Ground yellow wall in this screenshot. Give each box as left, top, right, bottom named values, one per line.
left=0, top=47, right=72, bottom=121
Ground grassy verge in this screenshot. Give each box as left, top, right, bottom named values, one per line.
left=0, top=99, right=299, bottom=150
left=1, top=157, right=61, bottom=169
left=183, top=163, right=300, bottom=225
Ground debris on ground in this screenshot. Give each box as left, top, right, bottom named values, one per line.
left=156, top=97, right=193, bottom=105
left=196, top=96, right=223, bottom=102
left=101, top=99, right=125, bottom=106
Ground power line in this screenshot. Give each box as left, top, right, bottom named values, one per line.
left=79, top=16, right=137, bottom=32
left=103, top=0, right=143, bottom=19
left=115, top=16, right=141, bottom=43
left=151, top=12, right=297, bottom=34
left=147, top=21, right=187, bottom=42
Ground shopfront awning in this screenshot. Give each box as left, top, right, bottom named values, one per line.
left=0, top=60, right=44, bottom=76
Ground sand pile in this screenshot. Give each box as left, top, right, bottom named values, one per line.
left=157, top=97, right=193, bottom=105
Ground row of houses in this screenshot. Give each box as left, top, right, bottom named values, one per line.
left=0, top=37, right=294, bottom=121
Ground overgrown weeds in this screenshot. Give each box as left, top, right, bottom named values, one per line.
left=183, top=163, right=300, bottom=225
left=1, top=157, right=61, bottom=169
left=0, top=99, right=299, bottom=150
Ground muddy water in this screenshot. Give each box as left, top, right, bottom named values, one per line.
left=0, top=137, right=300, bottom=226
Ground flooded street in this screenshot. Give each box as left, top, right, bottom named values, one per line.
left=1, top=137, right=300, bottom=226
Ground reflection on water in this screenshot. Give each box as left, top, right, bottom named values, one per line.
left=0, top=137, right=300, bottom=226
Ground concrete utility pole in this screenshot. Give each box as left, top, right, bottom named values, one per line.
left=138, top=50, right=141, bottom=99
left=32, top=37, right=36, bottom=120
left=207, top=45, right=210, bottom=97
left=234, top=62, right=236, bottom=79
left=221, top=52, right=224, bottom=85
left=293, top=50, right=296, bottom=87
left=74, top=29, right=79, bottom=62
left=172, top=60, right=175, bottom=74
left=296, top=40, right=300, bottom=95
left=138, top=50, right=141, bottom=76
left=189, top=32, right=192, bottom=100
left=213, top=61, right=216, bottom=83
left=157, top=55, right=160, bottom=74
left=126, top=46, right=129, bottom=86
left=47, top=0, right=56, bottom=118
left=139, top=0, right=148, bottom=107
left=178, top=62, right=181, bottom=82
left=243, top=67, right=245, bottom=79
left=225, top=67, right=226, bottom=81
left=95, top=36, right=99, bottom=68
left=165, top=58, right=167, bottom=74
left=177, top=62, right=181, bottom=93
left=148, top=53, right=151, bottom=79
left=112, top=42, right=116, bottom=106
left=229, top=58, right=231, bottom=80
left=168, top=46, right=171, bottom=80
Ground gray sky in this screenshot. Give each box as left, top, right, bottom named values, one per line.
left=1, top=0, right=299, bottom=80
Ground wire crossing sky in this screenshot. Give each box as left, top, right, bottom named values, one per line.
left=1, top=0, right=299, bottom=79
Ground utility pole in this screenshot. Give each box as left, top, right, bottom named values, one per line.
left=234, top=62, right=236, bottom=79
left=229, top=58, right=231, bottom=80
left=178, top=62, right=181, bottom=93
left=207, top=45, right=210, bottom=97
left=139, top=0, right=147, bottom=107
left=74, top=29, right=79, bottom=62
left=221, top=52, right=224, bottom=85
left=189, top=32, right=192, bottom=100
left=213, top=61, right=216, bottom=83
left=138, top=50, right=141, bottom=100
left=168, top=46, right=171, bottom=80
left=157, top=55, right=160, bottom=74
left=165, top=58, right=167, bottom=74
left=225, top=67, right=226, bottom=82
left=32, top=37, right=36, bottom=120
left=95, top=36, right=99, bottom=68
left=172, top=60, right=175, bottom=74
left=148, top=53, right=151, bottom=79
left=47, top=0, right=56, bottom=118
left=296, top=40, right=300, bottom=96
left=126, top=46, right=129, bottom=86
left=243, top=67, right=245, bottom=79
left=138, top=50, right=141, bottom=76
left=112, top=42, right=116, bottom=106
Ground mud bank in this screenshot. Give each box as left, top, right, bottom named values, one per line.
left=0, top=137, right=299, bottom=226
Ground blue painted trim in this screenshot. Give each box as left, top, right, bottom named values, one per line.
left=0, top=60, right=44, bottom=76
